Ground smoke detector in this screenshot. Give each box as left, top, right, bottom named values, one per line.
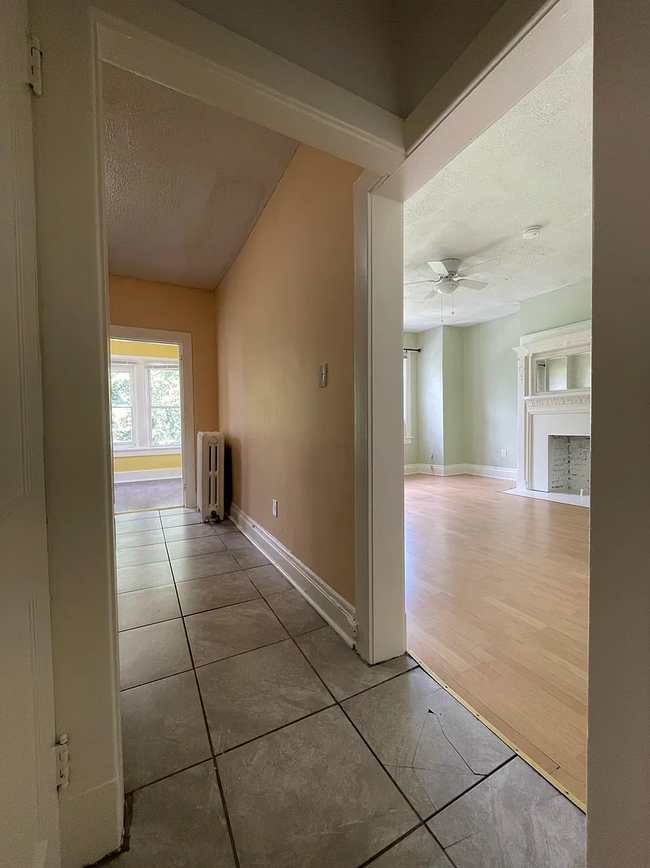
left=523, top=226, right=541, bottom=239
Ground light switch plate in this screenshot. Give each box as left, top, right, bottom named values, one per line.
left=319, top=363, right=328, bottom=388
left=272, top=499, right=278, bottom=518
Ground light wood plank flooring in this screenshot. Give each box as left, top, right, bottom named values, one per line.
left=405, top=474, right=588, bottom=805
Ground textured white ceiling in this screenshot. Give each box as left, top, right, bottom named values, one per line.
left=404, top=42, right=593, bottom=330
left=102, top=64, right=298, bottom=289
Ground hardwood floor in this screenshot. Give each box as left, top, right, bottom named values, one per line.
left=405, top=474, right=588, bottom=806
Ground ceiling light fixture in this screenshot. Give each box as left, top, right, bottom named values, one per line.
left=523, top=225, right=541, bottom=239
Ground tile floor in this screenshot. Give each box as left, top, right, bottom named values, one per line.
left=114, top=478, right=184, bottom=513
left=113, top=507, right=586, bottom=867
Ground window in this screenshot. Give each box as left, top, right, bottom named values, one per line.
left=110, top=355, right=181, bottom=452
left=403, top=352, right=412, bottom=445
left=110, top=367, right=134, bottom=444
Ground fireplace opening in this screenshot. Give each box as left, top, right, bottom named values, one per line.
left=548, top=435, right=591, bottom=495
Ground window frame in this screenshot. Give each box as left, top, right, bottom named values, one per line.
left=403, top=351, right=413, bottom=445
left=109, top=363, right=136, bottom=447
left=110, top=354, right=182, bottom=455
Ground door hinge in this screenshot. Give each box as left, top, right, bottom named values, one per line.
left=55, top=734, right=69, bottom=790
left=28, top=35, right=43, bottom=96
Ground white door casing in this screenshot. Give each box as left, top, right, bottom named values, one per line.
left=0, top=1, right=61, bottom=865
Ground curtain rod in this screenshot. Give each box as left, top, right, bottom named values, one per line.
left=403, top=347, right=421, bottom=353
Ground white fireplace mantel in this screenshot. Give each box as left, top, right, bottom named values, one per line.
left=513, top=321, right=591, bottom=496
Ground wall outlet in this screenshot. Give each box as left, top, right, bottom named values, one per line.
left=319, top=363, right=328, bottom=388
left=272, top=499, right=278, bottom=518
left=501, top=449, right=508, bottom=458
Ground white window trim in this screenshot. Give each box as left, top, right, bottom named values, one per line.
left=110, top=354, right=182, bottom=453
left=403, top=351, right=413, bottom=445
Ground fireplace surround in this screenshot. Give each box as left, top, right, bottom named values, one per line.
left=509, top=320, right=591, bottom=507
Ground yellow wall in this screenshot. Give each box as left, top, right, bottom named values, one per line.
left=113, top=453, right=181, bottom=472
left=110, top=338, right=182, bottom=472
left=110, top=339, right=178, bottom=359
left=109, top=276, right=219, bottom=475
left=216, top=144, right=362, bottom=603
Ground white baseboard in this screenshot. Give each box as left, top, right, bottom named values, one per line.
left=466, top=464, right=517, bottom=481
left=113, top=468, right=182, bottom=483
left=404, top=463, right=517, bottom=481
left=228, top=503, right=356, bottom=646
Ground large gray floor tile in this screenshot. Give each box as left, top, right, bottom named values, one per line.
left=428, top=758, right=586, bottom=868
left=232, top=549, right=270, bottom=569
left=213, top=518, right=236, bottom=534
left=121, top=671, right=211, bottom=791
left=198, top=640, right=333, bottom=752
left=118, top=585, right=181, bottom=631
left=163, top=522, right=219, bottom=542
left=165, top=535, right=226, bottom=560
left=185, top=598, right=288, bottom=666
left=264, top=588, right=326, bottom=636
left=220, top=530, right=254, bottom=550
left=117, top=543, right=169, bottom=569
left=119, top=619, right=192, bottom=689
left=171, top=551, right=240, bottom=583
left=177, top=571, right=259, bottom=616
left=296, top=626, right=417, bottom=700
left=115, top=517, right=161, bottom=535
left=245, top=564, right=291, bottom=597
left=369, top=827, right=453, bottom=867
left=161, top=511, right=203, bottom=527
left=117, top=561, right=173, bottom=594
left=219, top=706, right=417, bottom=868
left=114, top=763, right=235, bottom=867
left=343, top=669, right=513, bottom=817
left=116, top=529, right=165, bottom=550
left=116, top=510, right=160, bottom=523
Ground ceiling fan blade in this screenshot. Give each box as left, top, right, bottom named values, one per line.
left=427, top=260, right=449, bottom=278
left=456, top=278, right=488, bottom=290
left=457, top=258, right=500, bottom=277
left=424, top=287, right=440, bottom=300
left=404, top=279, right=438, bottom=285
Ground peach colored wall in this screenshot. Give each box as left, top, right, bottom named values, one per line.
left=216, top=144, right=362, bottom=603
left=109, top=275, right=219, bottom=451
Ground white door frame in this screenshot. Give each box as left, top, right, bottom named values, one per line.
left=110, top=326, right=196, bottom=508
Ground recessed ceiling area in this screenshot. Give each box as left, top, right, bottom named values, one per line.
left=102, top=64, right=298, bottom=289
left=403, top=41, right=593, bottom=331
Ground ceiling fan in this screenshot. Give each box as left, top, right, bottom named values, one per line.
left=405, top=257, right=499, bottom=299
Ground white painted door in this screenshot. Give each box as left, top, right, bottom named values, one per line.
left=0, top=1, right=61, bottom=866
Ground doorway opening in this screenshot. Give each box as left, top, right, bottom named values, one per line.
left=110, top=332, right=193, bottom=513
left=402, top=39, right=592, bottom=808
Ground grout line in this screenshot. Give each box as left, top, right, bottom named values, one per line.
left=215, top=702, right=337, bottom=758
left=125, top=757, right=213, bottom=796
left=120, top=665, right=194, bottom=693
left=355, top=824, right=425, bottom=867
left=163, top=537, right=242, bottom=868
left=421, top=823, right=461, bottom=868
left=424, top=754, right=517, bottom=821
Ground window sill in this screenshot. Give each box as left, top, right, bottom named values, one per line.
left=113, top=446, right=181, bottom=457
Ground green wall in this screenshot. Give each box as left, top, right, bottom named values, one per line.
left=442, top=327, right=465, bottom=466
left=403, top=331, right=420, bottom=466
left=463, top=313, right=521, bottom=469
left=408, top=280, right=592, bottom=471
left=520, top=279, right=592, bottom=334
left=417, top=327, right=444, bottom=466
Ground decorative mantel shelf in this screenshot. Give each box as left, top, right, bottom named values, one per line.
left=512, top=320, right=592, bottom=504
